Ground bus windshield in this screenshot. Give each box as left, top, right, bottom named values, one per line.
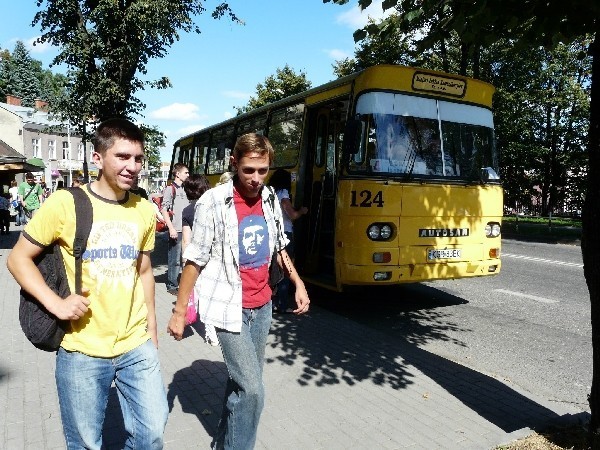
left=347, top=92, right=498, bottom=181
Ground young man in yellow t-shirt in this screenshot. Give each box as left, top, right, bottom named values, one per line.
left=7, top=118, right=168, bottom=449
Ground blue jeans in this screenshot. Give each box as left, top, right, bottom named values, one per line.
left=274, top=232, right=294, bottom=311
left=213, top=302, right=272, bottom=449
left=167, top=232, right=182, bottom=290
left=56, top=340, right=168, bottom=450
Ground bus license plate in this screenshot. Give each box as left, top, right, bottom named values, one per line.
left=427, top=249, right=461, bottom=260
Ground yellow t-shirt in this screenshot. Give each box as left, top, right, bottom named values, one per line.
left=24, top=186, right=156, bottom=357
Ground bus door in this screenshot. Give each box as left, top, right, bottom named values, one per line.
left=304, top=108, right=339, bottom=280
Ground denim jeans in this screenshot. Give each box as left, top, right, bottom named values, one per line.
left=56, top=340, right=168, bottom=450
left=167, top=232, right=182, bottom=290
left=213, top=302, right=272, bottom=449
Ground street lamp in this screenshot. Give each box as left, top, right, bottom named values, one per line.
left=67, top=123, right=72, bottom=186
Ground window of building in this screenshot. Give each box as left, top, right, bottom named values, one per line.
left=62, top=141, right=69, bottom=159
left=48, top=140, right=56, bottom=160
left=32, top=138, right=41, bottom=158
left=78, top=142, right=84, bottom=161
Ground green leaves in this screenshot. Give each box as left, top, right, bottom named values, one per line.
left=33, top=1, right=240, bottom=122
left=236, top=65, right=312, bottom=115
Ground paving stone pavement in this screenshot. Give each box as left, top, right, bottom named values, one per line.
left=0, top=225, right=588, bottom=449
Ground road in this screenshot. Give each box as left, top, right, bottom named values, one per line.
left=310, top=239, right=591, bottom=414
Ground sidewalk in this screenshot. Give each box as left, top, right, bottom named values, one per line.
left=0, top=227, right=588, bottom=449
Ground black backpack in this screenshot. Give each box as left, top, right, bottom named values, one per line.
left=19, top=188, right=93, bottom=351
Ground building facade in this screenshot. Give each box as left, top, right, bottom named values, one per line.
left=0, top=95, right=97, bottom=191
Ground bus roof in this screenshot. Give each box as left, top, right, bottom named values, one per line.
left=173, top=65, right=495, bottom=147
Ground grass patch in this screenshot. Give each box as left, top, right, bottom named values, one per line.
left=502, top=216, right=581, bottom=242
left=496, top=424, right=589, bottom=450
left=503, top=216, right=582, bottom=227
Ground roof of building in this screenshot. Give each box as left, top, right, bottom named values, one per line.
left=0, top=138, right=24, bottom=161
left=0, top=101, right=64, bottom=127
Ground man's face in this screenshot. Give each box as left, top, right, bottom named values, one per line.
left=26, top=177, right=35, bottom=185
left=231, top=151, right=270, bottom=198
left=93, top=138, right=143, bottom=192
left=176, top=168, right=190, bottom=183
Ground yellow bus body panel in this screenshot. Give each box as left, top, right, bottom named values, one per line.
left=352, top=65, right=495, bottom=108
left=335, top=180, right=502, bottom=286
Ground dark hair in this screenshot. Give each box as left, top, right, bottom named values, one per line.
left=268, top=168, right=291, bottom=192
left=183, top=174, right=211, bottom=200
left=172, top=163, right=188, bottom=177
left=93, top=118, right=144, bottom=155
left=25, top=172, right=34, bottom=180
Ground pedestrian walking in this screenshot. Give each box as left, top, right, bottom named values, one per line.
left=167, top=133, right=310, bottom=449
left=160, top=163, right=190, bottom=295
left=7, top=118, right=168, bottom=449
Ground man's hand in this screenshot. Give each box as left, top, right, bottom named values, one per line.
left=167, top=311, right=186, bottom=341
left=52, top=289, right=91, bottom=321
left=293, top=283, right=310, bottom=315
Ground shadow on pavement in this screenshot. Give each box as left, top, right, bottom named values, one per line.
left=269, top=283, right=586, bottom=433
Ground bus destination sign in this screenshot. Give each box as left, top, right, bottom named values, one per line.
left=412, top=72, right=466, bottom=98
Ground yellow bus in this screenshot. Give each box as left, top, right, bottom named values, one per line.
left=170, top=65, right=502, bottom=291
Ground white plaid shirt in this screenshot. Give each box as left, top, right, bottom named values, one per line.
left=183, top=180, right=289, bottom=332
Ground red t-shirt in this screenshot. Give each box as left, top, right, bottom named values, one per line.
left=234, top=188, right=272, bottom=308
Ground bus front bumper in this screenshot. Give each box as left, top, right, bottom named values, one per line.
left=339, top=259, right=501, bottom=285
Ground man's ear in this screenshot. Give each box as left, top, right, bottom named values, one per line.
left=229, top=155, right=237, bottom=170
left=91, top=151, right=102, bottom=169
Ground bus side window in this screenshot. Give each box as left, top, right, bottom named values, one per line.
left=315, top=114, right=327, bottom=167
left=267, top=103, right=304, bottom=168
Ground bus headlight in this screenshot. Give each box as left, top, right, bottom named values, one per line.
left=367, top=223, right=395, bottom=241
left=485, top=222, right=501, bottom=238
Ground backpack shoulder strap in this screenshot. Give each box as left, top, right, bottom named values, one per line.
left=65, top=188, right=93, bottom=295
left=23, top=184, right=36, bottom=201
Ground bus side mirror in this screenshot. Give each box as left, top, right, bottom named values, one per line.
left=480, top=167, right=500, bottom=183
left=343, top=119, right=362, bottom=156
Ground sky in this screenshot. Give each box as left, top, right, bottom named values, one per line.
left=0, top=1, right=390, bottom=161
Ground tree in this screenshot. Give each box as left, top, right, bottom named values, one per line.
left=491, top=39, right=591, bottom=215
left=33, top=0, right=241, bottom=123
left=327, top=0, right=600, bottom=443
left=235, top=65, right=312, bottom=114
left=0, top=42, right=69, bottom=108
left=140, top=124, right=164, bottom=176
left=0, top=41, right=42, bottom=107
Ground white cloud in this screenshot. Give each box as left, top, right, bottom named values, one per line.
left=326, top=48, right=352, bottom=60
left=177, top=124, right=205, bottom=136
left=222, top=90, right=252, bottom=100
left=26, top=36, right=53, bottom=54
left=223, top=111, right=234, bottom=120
left=150, top=103, right=201, bottom=121
left=335, top=0, right=392, bottom=29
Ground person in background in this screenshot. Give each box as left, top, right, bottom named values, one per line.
left=130, top=176, right=149, bottom=199
left=180, top=174, right=218, bottom=346
left=71, top=178, right=84, bottom=188
left=160, top=163, right=190, bottom=295
left=18, top=172, right=43, bottom=225
left=40, top=182, right=51, bottom=200
left=7, top=118, right=168, bottom=449
left=218, top=171, right=233, bottom=185
left=9, top=180, right=21, bottom=226
left=0, top=192, right=11, bottom=234
left=167, top=133, right=310, bottom=449
left=268, top=168, right=308, bottom=313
